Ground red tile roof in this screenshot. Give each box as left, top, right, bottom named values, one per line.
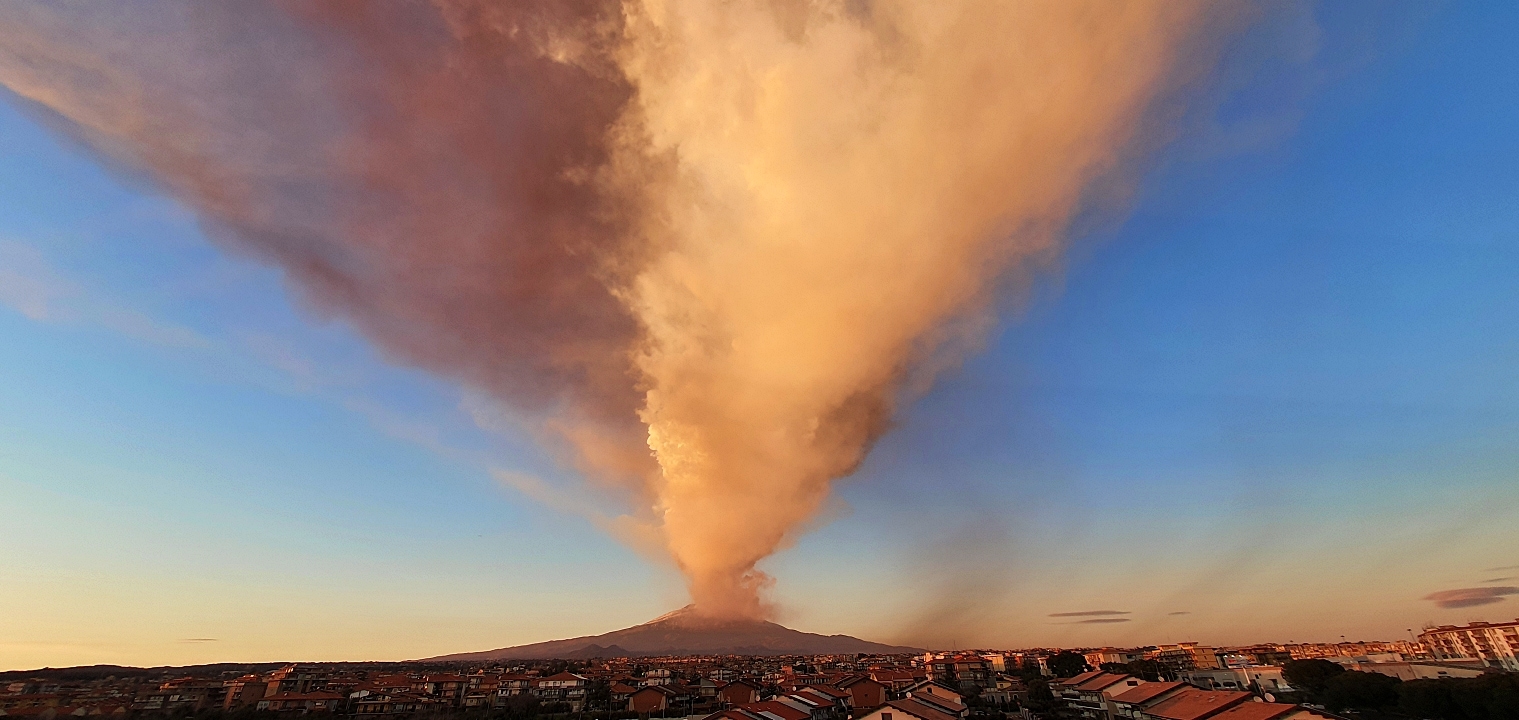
left=882, top=698, right=957, bottom=720
left=742, top=701, right=812, bottom=720
left=1145, top=689, right=1252, bottom=720
left=1112, top=682, right=1187, bottom=705
left=1077, top=674, right=1137, bottom=692
left=1058, top=671, right=1106, bottom=688
left=1206, top=703, right=1303, bottom=720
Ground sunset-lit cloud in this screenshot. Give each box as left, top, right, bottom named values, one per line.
left=1423, top=587, right=1519, bottom=609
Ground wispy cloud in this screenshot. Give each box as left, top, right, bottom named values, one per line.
left=1486, top=565, right=1519, bottom=572
left=1168, top=611, right=1191, bottom=616
left=1485, top=577, right=1516, bottom=584
left=1077, top=618, right=1132, bottom=624
left=0, top=240, right=210, bottom=349
left=1049, top=610, right=1131, bottom=617
left=177, top=638, right=218, bottom=643
left=1424, top=587, right=1519, bottom=609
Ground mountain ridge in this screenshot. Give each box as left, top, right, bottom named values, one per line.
left=420, top=606, right=920, bottom=661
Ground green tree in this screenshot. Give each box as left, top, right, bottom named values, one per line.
left=1282, top=659, right=1345, bottom=696
left=1047, top=651, right=1090, bottom=679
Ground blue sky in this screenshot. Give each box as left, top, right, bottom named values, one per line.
left=3, top=1, right=1519, bottom=668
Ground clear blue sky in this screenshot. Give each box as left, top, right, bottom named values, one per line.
left=3, top=2, right=1519, bottom=668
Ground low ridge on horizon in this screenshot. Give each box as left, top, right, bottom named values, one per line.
left=422, top=606, right=920, bottom=661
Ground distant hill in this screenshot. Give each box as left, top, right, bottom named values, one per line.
left=421, top=606, right=920, bottom=660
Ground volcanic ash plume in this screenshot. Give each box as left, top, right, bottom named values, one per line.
left=0, top=0, right=1228, bottom=618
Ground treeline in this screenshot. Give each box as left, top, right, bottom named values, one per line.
left=1283, top=659, right=1519, bottom=720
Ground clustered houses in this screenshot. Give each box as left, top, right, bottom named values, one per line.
left=0, top=655, right=940, bottom=719
left=1053, top=672, right=1338, bottom=720
left=3, top=632, right=1512, bottom=720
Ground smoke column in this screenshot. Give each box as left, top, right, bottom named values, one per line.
left=0, top=0, right=1232, bottom=618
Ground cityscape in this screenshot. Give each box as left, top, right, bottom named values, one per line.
left=3, top=620, right=1517, bottom=720
left=4, top=5, right=1519, bottom=720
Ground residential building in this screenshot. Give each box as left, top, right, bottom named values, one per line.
left=1180, top=668, right=1291, bottom=694
left=1332, top=658, right=1488, bottom=681
left=255, top=691, right=344, bottom=713
left=1057, top=673, right=1145, bottom=720
left=1087, top=650, right=1147, bottom=669
left=902, top=685, right=966, bottom=720
left=870, top=670, right=925, bottom=698
left=718, top=680, right=763, bottom=706
left=1419, top=619, right=1519, bottom=671
left=1148, top=645, right=1221, bottom=672
left=534, top=672, right=589, bottom=711
left=853, top=697, right=959, bottom=720
left=222, top=675, right=268, bottom=711
left=1110, top=682, right=1190, bottom=720
left=837, top=676, right=887, bottom=709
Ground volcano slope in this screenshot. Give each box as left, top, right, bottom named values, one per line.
left=422, top=606, right=919, bottom=660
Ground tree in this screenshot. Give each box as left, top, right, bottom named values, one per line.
left=1099, top=661, right=1164, bottom=682
left=1400, top=679, right=1466, bottom=720
left=500, top=693, right=542, bottom=720
left=1282, top=659, right=1345, bottom=696
left=1319, top=671, right=1400, bottom=712
left=1026, top=678, right=1056, bottom=713
left=1450, top=673, right=1519, bottom=720
left=1047, top=652, right=1090, bottom=679
left=1126, top=660, right=1167, bottom=682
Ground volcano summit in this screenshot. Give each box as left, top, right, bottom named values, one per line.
left=422, top=606, right=919, bottom=660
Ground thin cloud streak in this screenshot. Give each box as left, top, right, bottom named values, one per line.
left=1424, top=586, right=1519, bottom=609
left=0, top=240, right=210, bottom=349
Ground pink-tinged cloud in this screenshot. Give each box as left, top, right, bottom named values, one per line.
left=1424, top=587, right=1519, bottom=609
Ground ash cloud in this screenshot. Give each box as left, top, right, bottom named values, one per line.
left=1424, top=587, right=1519, bottom=609
left=0, top=0, right=1236, bottom=619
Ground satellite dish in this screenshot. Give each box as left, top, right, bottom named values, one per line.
left=1264, top=694, right=1277, bottom=703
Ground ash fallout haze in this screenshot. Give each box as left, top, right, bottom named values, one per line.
left=2, top=0, right=1519, bottom=669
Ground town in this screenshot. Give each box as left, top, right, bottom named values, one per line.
left=3, top=620, right=1516, bottom=720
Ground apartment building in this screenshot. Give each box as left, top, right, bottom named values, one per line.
left=1419, top=619, right=1519, bottom=671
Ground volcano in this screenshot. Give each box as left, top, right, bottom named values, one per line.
left=421, top=606, right=920, bottom=660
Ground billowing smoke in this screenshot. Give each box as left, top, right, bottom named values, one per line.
left=0, top=0, right=1233, bottom=619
